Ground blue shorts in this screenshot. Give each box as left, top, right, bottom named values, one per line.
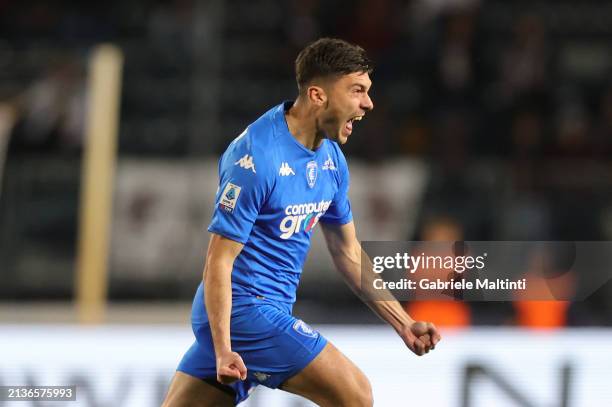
left=177, top=295, right=327, bottom=405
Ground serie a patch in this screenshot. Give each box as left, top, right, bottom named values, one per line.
left=219, top=182, right=241, bottom=213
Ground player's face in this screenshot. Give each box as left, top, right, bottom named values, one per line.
left=320, top=72, right=373, bottom=144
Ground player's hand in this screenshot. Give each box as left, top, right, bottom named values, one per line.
left=399, top=321, right=441, bottom=356
left=216, top=351, right=247, bottom=384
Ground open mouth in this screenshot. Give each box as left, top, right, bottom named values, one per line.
left=344, top=115, right=363, bottom=135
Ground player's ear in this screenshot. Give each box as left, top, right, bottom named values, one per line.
left=307, top=85, right=327, bottom=106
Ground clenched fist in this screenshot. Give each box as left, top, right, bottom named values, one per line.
left=216, top=351, right=247, bottom=384
left=399, top=321, right=441, bottom=356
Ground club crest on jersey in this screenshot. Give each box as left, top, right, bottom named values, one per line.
left=306, top=161, right=318, bottom=188
left=293, top=319, right=318, bottom=338
left=219, top=182, right=241, bottom=213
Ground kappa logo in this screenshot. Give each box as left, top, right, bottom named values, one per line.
left=234, top=154, right=256, bottom=173
left=279, top=162, right=295, bottom=176
left=322, top=154, right=337, bottom=171
left=292, top=319, right=319, bottom=338
left=219, top=182, right=241, bottom=213
left=306, top=161, right=318, bottom=188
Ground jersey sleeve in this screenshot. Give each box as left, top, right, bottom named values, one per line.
left=207, top=132, right=272, bottom=244
left=320, top=149, right=353, bottom=225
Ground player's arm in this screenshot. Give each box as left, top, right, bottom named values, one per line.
left=203, top=232, right=248, bottom=384
left=321, top=221, right=441, bottom=356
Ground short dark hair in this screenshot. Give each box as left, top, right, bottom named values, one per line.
left=295, top=38, right=373, bottom=92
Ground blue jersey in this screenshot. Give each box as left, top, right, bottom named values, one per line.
left=193, top=101, right=352, bottom=318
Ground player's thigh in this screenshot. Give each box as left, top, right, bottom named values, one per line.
left=280, top=342, right=373, bottom=407
left=162, top=371, right=234, bottom=407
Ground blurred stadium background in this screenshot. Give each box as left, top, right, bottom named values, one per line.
left=1, top=0, right=611, bottom=405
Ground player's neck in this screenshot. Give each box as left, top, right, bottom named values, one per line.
left=285, top=99, right=324, bottom=151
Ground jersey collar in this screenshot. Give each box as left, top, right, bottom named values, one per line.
left=273, top=101, right=325, bottom=157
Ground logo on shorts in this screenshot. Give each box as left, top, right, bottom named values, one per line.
left=306, top=161, right=317, bottom=188
left=219, top=182, right=241, bottom=213
left=292, top=319, right=319, bottom=338
left=253, top=372, right=271, bottom=383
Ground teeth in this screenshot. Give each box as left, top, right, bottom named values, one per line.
left=353, top=116, right=363, bottom=121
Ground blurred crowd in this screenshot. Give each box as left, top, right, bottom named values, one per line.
left=0, top=0, right=611, bottom=326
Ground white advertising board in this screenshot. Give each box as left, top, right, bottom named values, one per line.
left=0, top=326, right=610, bottom=406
